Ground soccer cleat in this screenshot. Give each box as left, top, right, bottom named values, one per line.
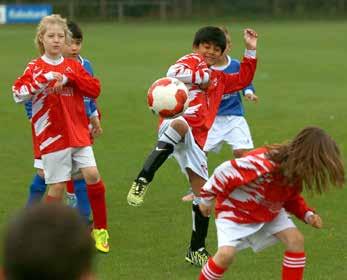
left=65, top=192, right=78, bottom=208
left=127, top=177, right=149, bottom=207
left=91, top=229, right=110, bottom=253
left=185, top=247, right=210, bottom=267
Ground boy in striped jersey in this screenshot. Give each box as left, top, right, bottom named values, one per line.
left=182, top=26, right=258, bottom=202
left=198, top=126, right=345, bottom=279
left=127, top=26, right=258, bottom=266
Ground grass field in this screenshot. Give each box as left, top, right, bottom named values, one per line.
left=0, top=20, right=347, bottom=279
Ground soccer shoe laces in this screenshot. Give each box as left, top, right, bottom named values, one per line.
left=132, top=178, right=148, bottom=196
left=186, top=247, right=210, bottom=267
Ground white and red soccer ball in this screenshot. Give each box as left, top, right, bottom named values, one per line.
left=147, top=77, right=189, bottom=118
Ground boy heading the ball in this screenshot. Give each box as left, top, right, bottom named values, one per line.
left=127, top=26, right=258, bottom=266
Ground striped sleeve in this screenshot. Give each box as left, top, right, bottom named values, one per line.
left=12, top=61, right=53, bottom=103
left=166, top=53, right=210, bottom=85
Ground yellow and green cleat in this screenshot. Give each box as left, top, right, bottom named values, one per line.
left=185, top=247, right=210, bottom=267
left=127, top=177, right=149, bottom=207
left=91, top=228, right=110, bottom=253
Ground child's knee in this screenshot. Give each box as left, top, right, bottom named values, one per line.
left=286, top=231, right=305, bottom=252
left=83, top=168, right=100, bottom=184
left=170, top=119, right=188, bottom=136
left=214, top=246, right=235, bottom=268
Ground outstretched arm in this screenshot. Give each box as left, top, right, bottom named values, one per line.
left=221, top=29, right=258, bottom=94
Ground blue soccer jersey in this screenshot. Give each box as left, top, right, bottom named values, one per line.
left=79, top=56, right=98, bottom=117
left=24, top=55, right=98, bottom=119
left=211, top=56, right=255, bottom=116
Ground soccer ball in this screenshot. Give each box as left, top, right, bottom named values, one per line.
left=147, top=77, right=189, bottom=118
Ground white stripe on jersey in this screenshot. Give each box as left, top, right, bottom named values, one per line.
left=218, top=210, right=237, bottom=219
left=32, top=95, right=46, bottom=118
left=216, top=161, right=244, bottom=184
left=39, top=135, right=62, bottom=151
left=235, top=157, right=262, bottom=176
left=34, top=109, right=51, bottom=136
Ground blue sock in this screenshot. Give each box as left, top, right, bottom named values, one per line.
left=74, top=179, right=91, bottom=223
left=26, top=174, right=46, bottom=206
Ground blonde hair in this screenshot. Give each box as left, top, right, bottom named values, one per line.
left=266, top=126, right=345, bottom=194
left=219, top=26, right=232, bottom=52
left=35, top=14, right=70, bottom=55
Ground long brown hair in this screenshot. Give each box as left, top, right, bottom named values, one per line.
left=267, top=126, right=345, bottom=194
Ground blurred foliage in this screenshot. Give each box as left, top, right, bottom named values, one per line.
left=1, top=0, right=346, bottom=20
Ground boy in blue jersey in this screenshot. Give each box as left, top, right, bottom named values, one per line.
left=182, top=27, right=258, bottom=202
left=24, top=21, right=102, bottom=227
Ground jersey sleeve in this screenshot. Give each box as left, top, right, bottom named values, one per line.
left=219, top=56, right=257, bottom=94
left=166, top=53, right=210, bottom=85
left=283, top=191, right=315, bottom=222
left=200, top=154, right=275, bottom=206
left=12, top=61, right=53, bottom=103
left=84, top=97, right=98, bottom=118
left=65, top=62, right=101, bottom=99
left=83, top=59, right=94, bottom=76
left=232, top=59, right=256, bottom=95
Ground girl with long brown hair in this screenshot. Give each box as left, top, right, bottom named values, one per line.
left=197, top=126, right=344, bottom=279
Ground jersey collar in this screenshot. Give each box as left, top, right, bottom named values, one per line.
left=210, top=55, right=231, bottom=71
left=41, top=54, right=64, bottom=65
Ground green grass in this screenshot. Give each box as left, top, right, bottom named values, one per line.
left=0, top=20, right=347, bottom=279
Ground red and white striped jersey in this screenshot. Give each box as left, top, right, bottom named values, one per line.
left=13, top=55, right=100, bottom=156
left=200, top=148, right=313, bottom=223
left=167, top=52, right=257, bottom=148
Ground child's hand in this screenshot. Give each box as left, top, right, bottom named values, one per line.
left=51, top=72, right=63, bottom=82
left=50, top=72, right=67, bottom=89
left=92, top=125, right=103, bottom=138
left=243, top=28, right=258, bottom=50
left=245, top=93, right=258, bottom=102
left=307, top=214, right=323, bottom=229
left=90, top=117, right=103, bottom=138
left=199, top=203, right=211, bottom=217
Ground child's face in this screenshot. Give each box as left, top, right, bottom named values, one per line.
left=40, top=23, right=65, bottom=59
left=63, top=38, right=82, bottom=60
left=193, top=42, right=223, bottom=66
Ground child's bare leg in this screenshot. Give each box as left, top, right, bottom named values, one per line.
left=46, top=182, right=65, bottom=201
left=80, top=166, right=100, bottom=185
left=199, top=246, right=236, bottom=279
left=275, top=228, right=306, bottom=280
left=275, top=228, right=304, bottom=252
left=213, top=246, right=236, bottom=269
